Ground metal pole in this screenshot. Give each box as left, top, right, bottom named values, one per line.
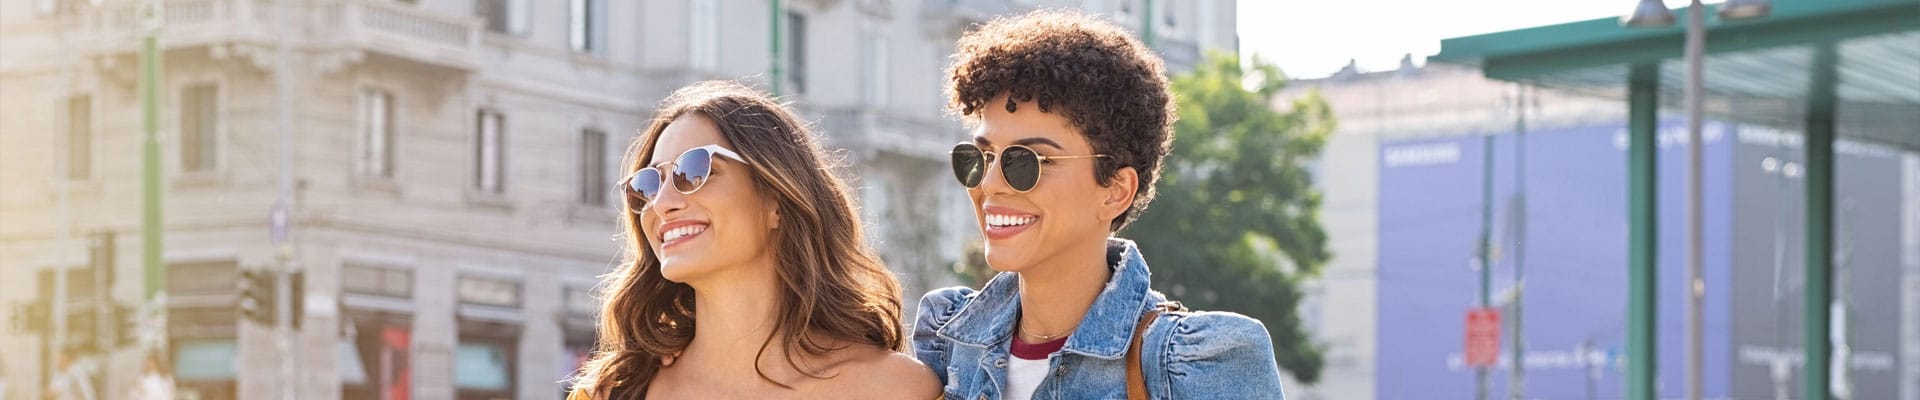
left=1803, top=42, right=1838, bottom=400
left=1684, top=2, right=1707, bottom=400
left=1477, top=95, right=1495, bottom=400
left=274, top=0, right=297, bottom=398
left=769, top=0, right=784, bottom=96
left=139, top=4, right=171, bottom=400
left=1626, top=63, right=1661, bottom=400
left=140, top=0, right=165, bottom=307
left=1768, top=155, right=1793, bottom=400
left=137, top=2, right=169, bottom=396
left=1508, top=84, right=1529, bottom=400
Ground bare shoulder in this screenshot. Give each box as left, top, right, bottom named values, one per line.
left=814, top=345, right=941, bottom=399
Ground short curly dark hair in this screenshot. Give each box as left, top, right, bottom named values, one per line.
left=945, top=9, right=1175, bottom=232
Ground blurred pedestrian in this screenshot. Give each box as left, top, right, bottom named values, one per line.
left=128, top=352, right=173, bottom=400
left=44, top=351, right=94, bottom=400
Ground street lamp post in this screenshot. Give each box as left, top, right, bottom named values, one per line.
left=1683, top=3, right=1707, bottom=400
left=1622, top=1, right=1769, bottom=399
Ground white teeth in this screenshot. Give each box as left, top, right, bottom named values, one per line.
left=986, top=214, right=1036, bottom=228
left=662, top=225, right=707, bottom=242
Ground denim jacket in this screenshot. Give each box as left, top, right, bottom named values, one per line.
left=912, top=238, right=1286, bottom=400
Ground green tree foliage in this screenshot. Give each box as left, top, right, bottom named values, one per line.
left=1125, top=52, right=1335, bottom=384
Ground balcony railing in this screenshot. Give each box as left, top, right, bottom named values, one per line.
left=72, top=0, right=479, bottom=71
left=812, top=107, right=965, bottom=160
left=77, top=0, right=271, bottom=53
left=312, top=0, right=482, bottom=70
left=919, top=0, right=1020, bottom=36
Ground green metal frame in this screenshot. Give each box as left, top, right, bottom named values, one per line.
left=1433, top=0, right=1919, bottom=79
left=1802, top=43, right=1838, bottom=400
left=1429, top=1, right=1920, bottom=399
left=1625, top=64, right=1659, bottom=400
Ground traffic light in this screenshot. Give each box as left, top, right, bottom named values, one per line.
left=113, top=302, right=138, bottom=348
left=237, top=267, right=276, bottom=325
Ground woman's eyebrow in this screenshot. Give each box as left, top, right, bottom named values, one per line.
left=973, top=135, right=1065, bottom=150
left=1011, top=137, right=1064, bottom=150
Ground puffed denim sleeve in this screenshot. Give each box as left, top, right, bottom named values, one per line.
left=1162, top=312, right=1287, bottom=400
left=911, top=286, right=974, bottom=387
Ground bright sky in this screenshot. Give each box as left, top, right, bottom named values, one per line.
left=1237, top=0, right=1701, bottom=79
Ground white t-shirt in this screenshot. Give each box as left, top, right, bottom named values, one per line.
left=1005, top=356, right=1051, bottom=400
left=48, top=366, right=95, bottom=400
left=129, top=373, right=173, bottom=400
left=1004, top=334, right=1069, bottom=400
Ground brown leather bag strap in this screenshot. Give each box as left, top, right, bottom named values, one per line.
left=1127, top=302, right=1184, bottom=400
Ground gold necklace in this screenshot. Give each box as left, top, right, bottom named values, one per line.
left=1019, top=320, right=1080, bottom=342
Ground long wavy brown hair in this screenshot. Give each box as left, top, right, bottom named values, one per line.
left=571, top=81, right=904, bottom=399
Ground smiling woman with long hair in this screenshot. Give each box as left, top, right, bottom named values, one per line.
left=568, top=81, right=938, bottom=399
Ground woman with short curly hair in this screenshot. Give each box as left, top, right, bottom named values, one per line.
left=912, top=9, right=1288, bottom=400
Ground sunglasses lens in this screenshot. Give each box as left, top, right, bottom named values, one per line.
left=629, top=168, right=663, bottom=202
left=1000, top=146, right=1040, bottom=191
left=950, top=144, right=985, bottom=188
left=672, top=148, right=714, bottom=193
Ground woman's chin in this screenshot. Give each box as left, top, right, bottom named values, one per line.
left=657, top=261, right=706, bottom=283
left=983, top=252, right=1032, bottom=274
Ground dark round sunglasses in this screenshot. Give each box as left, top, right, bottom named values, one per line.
left=623, top=144, right=749, bottom=212
left=949, top=142, right=1109, bottom=192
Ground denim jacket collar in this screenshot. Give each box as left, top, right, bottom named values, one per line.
left=934, top=237, right=1158, bottom=360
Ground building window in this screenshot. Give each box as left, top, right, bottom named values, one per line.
left=457, top=276, right=522, bottom=308
left=167, top=261, right=240, bottom=296
left=558, top=286, right=597, bottom=399
left=181, top=84, right=219, bottom=173
left=172, top=337, right=238, bottom=395
left=479, top=0, right=529, bottom=35
left=35, top=0, right=85, bottom=17
left=568, top=0, right=604, bottom=54
left=559, top=333, right=593, bottom=399
left=563, top=286, right=597, bottom=316
left=860, top=30, right=888, bottom=105
left=455, top=338, right=516, bottom=399
left=342, top=264, right=413, bottom=299
left=341, top=313, right=411, bottom=400
left=785, top=11, right=807, bottom=95
left=689, top=0, right=718, bottom=70
left=475, top=110, right=505, bottom=194
left=165, top=260, right=241, bottom=400
left=65, top=95, right=91, bottom=179
left=579, top=129, right=607, bottom=206
left=1161, top=1, right=1176, bottom=31
left=359, top=89, right=396, bottom=179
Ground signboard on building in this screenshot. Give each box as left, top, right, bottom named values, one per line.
left=1465, top=308, right=1500, bottom=367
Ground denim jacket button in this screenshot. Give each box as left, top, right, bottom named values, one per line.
left=1054, top=365, right=1068, bottom=376
left=994, top=358, right=1007, bottom=368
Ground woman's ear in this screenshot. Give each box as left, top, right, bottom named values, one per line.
left=1100, top=167, right=1139, bottom=223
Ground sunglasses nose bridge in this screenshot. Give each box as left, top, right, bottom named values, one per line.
left=649, top=171, right=693, bottom=210
left=975, top=151, right=1024, bottom=194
